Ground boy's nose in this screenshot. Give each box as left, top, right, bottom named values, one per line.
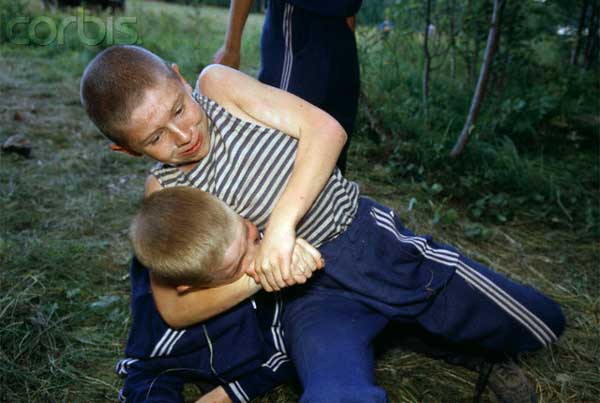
left=167, top=123, right=191, bottom=146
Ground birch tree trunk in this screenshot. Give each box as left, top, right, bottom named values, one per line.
left=422, top=0, right=432, bottom=119
left=450, top=0, right=506, bottom=158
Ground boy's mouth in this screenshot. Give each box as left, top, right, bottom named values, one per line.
left=180, top=135, right=202, bottom=157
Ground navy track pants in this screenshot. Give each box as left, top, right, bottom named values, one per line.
left=258, top=0, right=360, bottom=173
left=282, top=197, right=565, bottom=402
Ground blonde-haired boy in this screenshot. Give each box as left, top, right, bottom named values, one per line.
left=130, top=186, right=323, bottom=289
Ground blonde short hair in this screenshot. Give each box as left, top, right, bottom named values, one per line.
left=129, top=187, right=239, bottom=287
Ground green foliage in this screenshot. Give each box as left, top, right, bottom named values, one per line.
left=358, top=0, right=599, bottom=237
left=0, top=0, right=30, bottom=44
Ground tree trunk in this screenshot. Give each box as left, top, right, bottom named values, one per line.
left=471, top=31, right=482, bottom=83
left=572, top=0, right=590, bottom=66
left=450, top=0, right=506, bottom=158
left=584, top=0, right=599, bottom=69
left=422, top=0, right=432, bottom=119
left=448, top=0, right=457, bottom=78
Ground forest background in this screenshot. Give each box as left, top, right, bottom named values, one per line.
left=0, top=0, right=598, bottom=401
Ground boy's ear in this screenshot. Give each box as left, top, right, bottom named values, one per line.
left=109, top=143, right=142, bottom=157
left=171, top=63, right=181, bottom=77
left=175, top=284, right=192, bottom=294
left=171, top=63, right=193, bottom=93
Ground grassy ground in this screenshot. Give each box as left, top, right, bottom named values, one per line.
left=1, top=1, right=598, bottom=402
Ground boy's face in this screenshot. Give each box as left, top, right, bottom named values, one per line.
left=117, top=67, right=211, bottom=166
left=211, top=217, right=260, bottom=287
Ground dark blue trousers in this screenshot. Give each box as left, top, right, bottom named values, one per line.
left=282, top=197, right=565, bottom=402
left=258, top=0, right=360, bottom=173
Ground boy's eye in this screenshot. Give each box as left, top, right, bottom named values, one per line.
left=175, top=104, right=184, bottom=116
left=150, top=133, right=162, bottom=145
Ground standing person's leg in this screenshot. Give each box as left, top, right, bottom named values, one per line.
left=257, top=0, right=287, bottom=89
left=282, top=290, right=389, bottom=403
left=258, top=2, right=357, bottom=173
left=319, top=18, right=360, bottom=175
left=258, top=0, right=320, bottom=98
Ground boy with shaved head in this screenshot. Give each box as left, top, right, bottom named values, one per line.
left=82, top=46, right=564, bottom=402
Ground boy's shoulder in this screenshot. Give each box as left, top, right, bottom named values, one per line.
left=196, top=64, right=235, bottom=105
left=196, top=64, right=255, bottom=118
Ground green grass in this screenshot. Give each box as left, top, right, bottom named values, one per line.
left=1, top=1, right=599, bottom=402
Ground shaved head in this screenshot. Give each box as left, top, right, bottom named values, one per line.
left=80, top=45, right=178, bottom=147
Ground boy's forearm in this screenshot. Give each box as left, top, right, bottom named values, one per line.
left=224, top=0, right=253, bottom=51
left=151, top=275, right=261, bottom=329
left=269, top=119, right=347, bottom=230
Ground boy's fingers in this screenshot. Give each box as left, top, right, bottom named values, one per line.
left=279, top=254, right=296, bottom=287
left=264, top=262, right=282, bottom=291
left=265, top=259, right=284, bottom=290
left=291, top=248, right=310, bottom=282
left=291, top=246, right=305, bottom=273
left=296, top=239, right=323, bottom=271
left=293, top=246, right=316, bottom=277
left=258, top=269, right=275, bottom=292
left=256, top=259, right=279, bottom=291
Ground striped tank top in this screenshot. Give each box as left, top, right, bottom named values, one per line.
left=150, top=92, right=359, bottom=247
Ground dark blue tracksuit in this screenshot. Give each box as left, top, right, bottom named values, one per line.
left=117, top=199, right=565, bottom=402
left=258, top=0, right=361, bottom=173
left=280, top=197, right=565, bottom=402
left=116, top=259, right=295, bottom=402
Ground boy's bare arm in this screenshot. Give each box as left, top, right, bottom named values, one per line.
left=212, top=0, right=254, bottom=69
left=151, top=238, right=323, bottom=328
left=195, top=386, right=232, bottom=403
left=151, top=274, right=261, bottom=329
left=199, top=66, right=345, bottom=292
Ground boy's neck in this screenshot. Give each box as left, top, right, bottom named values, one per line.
left=176, top=160, right=201, bottom=173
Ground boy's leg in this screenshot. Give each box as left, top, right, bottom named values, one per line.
left=282, top=290, right=389, bottom=403
left=357, top=201, right=565, bottom=354
left=415, top=252, right=565, bottom=356
left=362, top=205, right=563, bottom=403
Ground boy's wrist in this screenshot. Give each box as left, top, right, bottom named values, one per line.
left=267, top=209, right=298, bottom=234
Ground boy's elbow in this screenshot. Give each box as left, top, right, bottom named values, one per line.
left=317, top=111, right=347, bottom=148
left=337, top=125, right=348, bottom=146
left=329, top=120, right=347, bottom=149
left=158, top=302, right=212, bottom=329
left=152, top=294, right=195, bottom=329
left=159, top=311, right=189, bottom=330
